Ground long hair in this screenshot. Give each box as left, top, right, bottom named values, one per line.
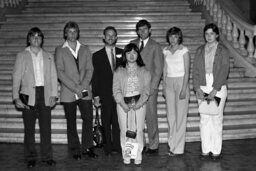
left=26, top=27, right=44, bottom=47
left=203, top=23, right=220, bottom=42
left=166, top=27, right=183, bottom=45
left=121, top=43, right=145, bottom=68
left=63, top=21, right=80, bottom=40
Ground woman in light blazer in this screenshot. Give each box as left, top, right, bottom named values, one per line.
left=113, top=43, right=151, bottom=165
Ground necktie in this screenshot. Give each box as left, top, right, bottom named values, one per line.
left=139, top=41, right=144, bottom=52
left=111, top=48, right=116, bottom=71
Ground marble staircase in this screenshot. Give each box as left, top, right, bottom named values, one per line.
left=0, top=0, right=256, bottom=144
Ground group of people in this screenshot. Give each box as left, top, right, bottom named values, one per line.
left=12, top=19, right=229, bottom=168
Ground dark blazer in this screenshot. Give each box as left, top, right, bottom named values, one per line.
left=192, top=43, right=230, bottom=91
left=55, top=43, right=93, bottom=102
left=92, top=47, right=123, bottom=100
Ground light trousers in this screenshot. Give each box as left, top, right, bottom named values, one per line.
left=198, top=73, right=227, bottom=155
left=164, top=76, right=189, bottom=154
left=117, top=104, right=146, bottom=163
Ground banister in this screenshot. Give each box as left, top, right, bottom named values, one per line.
left=193, top=0, right=256, bottom=77
left=0, top=0, right=23, bottom=8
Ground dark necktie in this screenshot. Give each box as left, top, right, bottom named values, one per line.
left=111, top=48, right=116, bottom=71
left=139, top=41, right=144, bottom=52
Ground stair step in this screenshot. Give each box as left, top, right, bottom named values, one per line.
left=6, top=11, right=203, bottom=18
left=26, top=1, right=190, bottom=6
left=1, top=124, right=256, bottom=143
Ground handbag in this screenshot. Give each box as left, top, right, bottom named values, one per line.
left=93, top=106, right=105, bottom=148
left=124, top=94, right=140, bottom=105
left=126, top=110, right=137, bottom=139
left=198, top=99, right=220, bottom=115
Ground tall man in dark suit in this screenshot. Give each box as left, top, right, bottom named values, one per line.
left=92, top=26, right=123, bottom=156
left=130, top=20, right=164, bottom=154
left=55, top=21, right=97, bottom=160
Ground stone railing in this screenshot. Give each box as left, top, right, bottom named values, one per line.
left=0, top=0, right=22, bottom=8
left=194, top=0, right=256, bottom=77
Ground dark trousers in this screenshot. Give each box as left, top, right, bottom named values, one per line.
left=22, top=87, right=52, bottom=161
left=101, top=97, right=121, bottom=154
left=63, top=99, right=93, bottom=155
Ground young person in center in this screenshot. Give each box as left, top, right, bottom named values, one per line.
left=113, top=43, right=151, bottom=165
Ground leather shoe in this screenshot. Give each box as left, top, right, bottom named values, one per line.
left=105, top=152, right=112, bottom=157
left=82, top=148, right=98, bottom=158
left=142, top=147, right=147, bottom=154
left=211, top=154, right=222, bottom=161
left=146, top=148, right=158, bottom=154
left=200, top=153, right=210, bottom=160
left=73, top=154, right=82, bottom=160
left=42, top=159, right=56, bottom=166
left=27, top=160, right=36, bottom=168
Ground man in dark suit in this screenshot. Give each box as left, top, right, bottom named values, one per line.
left=130, top=20, right=164, bottom=154
left=92, top=26, right=123, bottom=156
left=55, top=21, right=97, bottom=160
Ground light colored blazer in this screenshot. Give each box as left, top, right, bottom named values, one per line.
left=130, top=38, right=164, bottom=91
left=12, top=48, right=58, bottom=106
left=55, top=43, right=93, bottom=102
left=113, top=66, right=151, bottom=108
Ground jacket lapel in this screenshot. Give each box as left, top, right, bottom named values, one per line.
left=26, top=51, right=36, bottom=84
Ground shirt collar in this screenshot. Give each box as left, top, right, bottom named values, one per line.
left=140, top=37, right=149, bottom=46
left=25, top=46, right=43, bottom=56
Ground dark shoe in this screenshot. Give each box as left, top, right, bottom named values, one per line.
left=73, top=154, right=82, bottom=160
left=82, top=148, right=98, bottom=158
left=146, top=148, right=158, bottom=154
left=42, top=159, right=56, bottom=166
left=112, top=150, right=121, bottom=154
left=27, top=160, right=36, bottom=168
left=200, top=153, right=210, bottom=160
left=211, top=154, right=222, bottom=161
left=105, top=152, right=112, bottom=157
left=142, top=147, right=147, bottom=154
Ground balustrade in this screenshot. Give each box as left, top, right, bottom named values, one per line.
left=0, top=0, right=22, bottom=8
left=194, top=0, right=256, bottom=64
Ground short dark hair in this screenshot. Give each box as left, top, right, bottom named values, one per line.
left=103, top=26, right=117, bottom=36
left=121, top=43, right=145, bottom=68
left=166, top=27, right=183, bottom=45
left=63, top=21, right=80, bottom=40
left=26, top=27, right=44, bottom=47
left=135, top=19, right=151, bottom=32
left=203, top=23, right=220, bottom=42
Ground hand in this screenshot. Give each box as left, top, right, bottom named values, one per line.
left=207, top=89, right=217, bottom=100
left=14, top=98, right=29, bottom=109
left=74, top=84, right=83, bottom=98
left=120, top=102, right=130, bottom=113
left=179, top=89, right=186, bottom=100
left=49, top=96, right=57, bottom=107
left=93, top=97, right=101, bottom=107
left=133, top=103, right=141, bottom=110
left=196, top=88, right=204, bottom=100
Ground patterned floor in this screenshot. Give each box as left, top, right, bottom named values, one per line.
left=0, top=138, right=256, bottom=171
